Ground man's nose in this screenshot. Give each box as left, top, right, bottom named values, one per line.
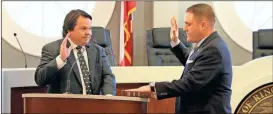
left=86, top=30, right=91, bottom=35
left=183, top=25, right=188, bottom=32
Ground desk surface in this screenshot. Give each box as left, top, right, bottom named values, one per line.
left=22, top=93, right=149, bottom=102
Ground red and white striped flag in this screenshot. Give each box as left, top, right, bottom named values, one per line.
left=119, top=1, right=136, bottom=66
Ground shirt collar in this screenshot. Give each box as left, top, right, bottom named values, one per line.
left=196, top=36, right=207, bottom=47
left=68, top=38, right=85, bottom=50
left=195, top=31, right=216, bottom=48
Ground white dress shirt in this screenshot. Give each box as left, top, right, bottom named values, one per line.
left=170, top=37, right=207, bottom=60
left=56, top=39, right=89, bottom=95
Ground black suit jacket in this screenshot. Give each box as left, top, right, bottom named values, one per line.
left=35, top=39, right=116, bottom=95
left=155, top=32, right=232, bottom=114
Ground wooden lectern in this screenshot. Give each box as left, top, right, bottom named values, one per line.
left=22, top=93, right=149, bottom=113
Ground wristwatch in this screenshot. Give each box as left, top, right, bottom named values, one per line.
left=149, top=82, right=155, bottom=92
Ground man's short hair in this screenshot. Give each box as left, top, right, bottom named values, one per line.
left=62, top=9, right=92, bottom=38
left=186, top=3, right=215, bottom=26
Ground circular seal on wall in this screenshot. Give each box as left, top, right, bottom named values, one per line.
left=235, top=82, right=273, bottom=113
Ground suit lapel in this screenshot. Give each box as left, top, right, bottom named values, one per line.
left=198, top=31, right=219, bottom=50
left=181, top=31, right=220, bottom=79
left=86, top=43, right=97, bottom=87
left=190, top=31, right=219, bottom=60
left=189, top=31, right=219, bottom=58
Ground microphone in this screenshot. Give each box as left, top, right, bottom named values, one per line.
left=13, top=33, right=28, bottom=68
left=65, top=45, right=90, bottom=94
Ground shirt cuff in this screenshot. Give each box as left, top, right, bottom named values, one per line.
left=56, top=55, right=66, bottom=70
left=150, top=82, right=158, bottom=99
left=170, top=39, right=181, bottom=48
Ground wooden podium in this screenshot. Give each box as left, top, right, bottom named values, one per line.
left=22, top=93, right=149, bottom=113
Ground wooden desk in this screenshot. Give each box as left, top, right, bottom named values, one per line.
left=13, top=83, right=175, bottom=113
left=23, top=93, right=148, bottom=113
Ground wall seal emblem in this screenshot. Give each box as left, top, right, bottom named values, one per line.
left=235, top=82, right=273, bottom=113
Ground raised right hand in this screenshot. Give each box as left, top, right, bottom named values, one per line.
left=170, top=16, right=179, bottom=42
left=60, top=33, right=73, bottom=62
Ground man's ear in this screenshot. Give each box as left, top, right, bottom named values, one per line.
left=198, top=21, right=207, bottom=31
left=201, top=21, right=207, bottom=29
left=67, top=30, right=71, bottom=35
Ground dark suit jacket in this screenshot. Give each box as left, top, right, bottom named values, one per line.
left=35, top=39, right=116, bottom=95
left=155, top=32, right=232, bottom=114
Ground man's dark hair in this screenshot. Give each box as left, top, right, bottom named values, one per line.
left=62, top=9, right=92, bottom=38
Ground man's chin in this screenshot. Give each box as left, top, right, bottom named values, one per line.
left=79, top=41, right=89, bottom=46
left=187, top=38, right=193, bottom=43
left=83, top=39, right=90, bottom=43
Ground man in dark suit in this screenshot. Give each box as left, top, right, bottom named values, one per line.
left=126, top=3, right=232, bottom=114
left=35, top=9, right=116, bottom=96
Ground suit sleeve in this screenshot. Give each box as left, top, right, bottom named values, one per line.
left=155, top=47, right=223, bottom=100
left=100, top=48, right=116, bottom=95
left=170, top=42, right=190, bottom=66
left=34, top=45, right=60, bottom=87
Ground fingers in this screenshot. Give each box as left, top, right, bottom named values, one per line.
left=173, top=16, right=178, bottom=30
left=171, top=16, right=177, bottom=24
left=151, top=92, right=157, bottom=99
left=172, top=17, right=178, bottom=34
left=171, top=16, right=178, bottom=31
left=123, top=89, right=138, bottom=92
left=171, top=16, right=175, bottom=26
left=62, top=32, right=70, bottom=47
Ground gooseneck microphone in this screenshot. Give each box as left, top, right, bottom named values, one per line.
left=13, top=33, right=28, bottom=68
left=65, top=45, right=90, bottom=94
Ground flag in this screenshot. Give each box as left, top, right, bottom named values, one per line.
left=119, top=1, right=136, bottom=66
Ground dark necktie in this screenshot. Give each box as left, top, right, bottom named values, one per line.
left=76, top=46, right=92, bottom=94
left=188, top=44, right=198, bottom=60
